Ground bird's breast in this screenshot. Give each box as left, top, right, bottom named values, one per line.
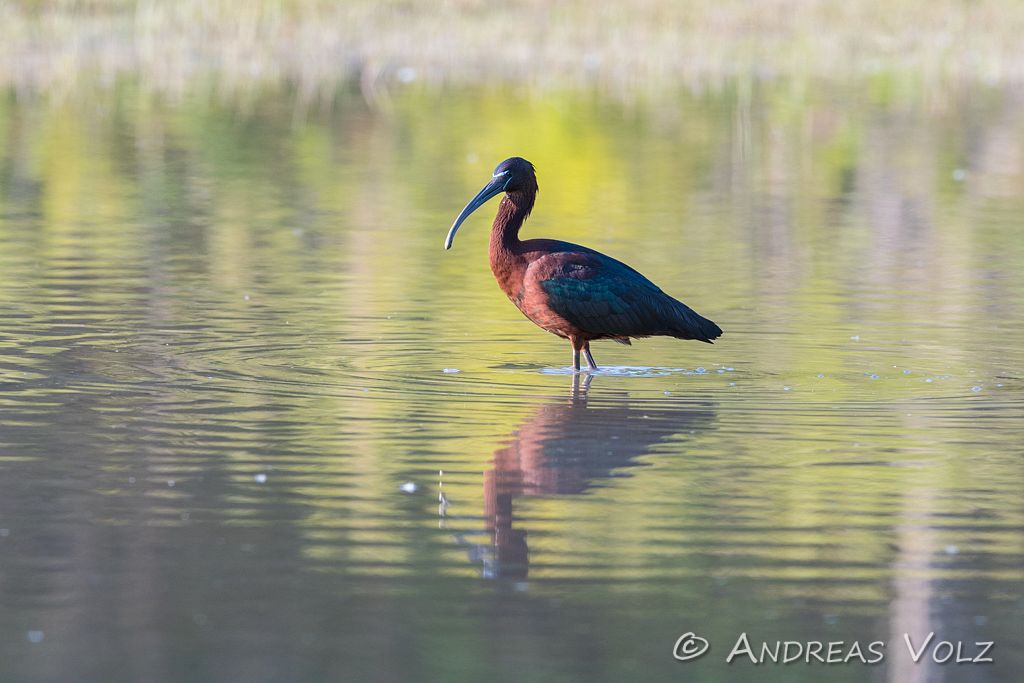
left=489, top=248, right=586, bottom=340
left=489, top=251, right=525, bottom=300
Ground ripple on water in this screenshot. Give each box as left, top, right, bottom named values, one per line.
left=539, top=366, right=700, bottom=377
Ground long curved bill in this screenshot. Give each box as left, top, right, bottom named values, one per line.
left=444, top=174, right=509, bottom=250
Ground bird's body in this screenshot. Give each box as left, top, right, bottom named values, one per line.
left=446, top=157, right=722, bottom=371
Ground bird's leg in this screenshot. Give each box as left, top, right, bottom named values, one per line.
left=583, top=343, right=599, bottom=372
left=571, top=345, right=581, bottom=373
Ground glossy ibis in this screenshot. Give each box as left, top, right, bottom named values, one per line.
left=445, top=157, right=722, bottom=371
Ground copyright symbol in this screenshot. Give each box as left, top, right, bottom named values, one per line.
left=672, top=632, right=710, bottom=661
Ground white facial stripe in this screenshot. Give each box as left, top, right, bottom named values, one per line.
left=492, top=170, right=510, bottom=179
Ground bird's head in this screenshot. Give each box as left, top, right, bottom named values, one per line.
left=445, top=157, right=537, bottom=250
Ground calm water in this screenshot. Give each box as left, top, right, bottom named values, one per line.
left=1, top=84, right=1023, bottom=682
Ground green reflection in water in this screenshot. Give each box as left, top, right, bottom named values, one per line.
left=0, top=84, right=1022, bottom=681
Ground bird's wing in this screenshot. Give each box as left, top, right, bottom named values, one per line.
left=528, top=251, right=679, bottom=339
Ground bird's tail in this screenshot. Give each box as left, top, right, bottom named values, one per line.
left=669, top=300, right=723, bottom=343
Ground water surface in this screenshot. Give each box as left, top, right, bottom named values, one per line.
left=1, top=84, right=1022, bottom=682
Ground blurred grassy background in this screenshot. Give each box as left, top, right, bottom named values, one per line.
left=3, top=0, right=1024, bottom=100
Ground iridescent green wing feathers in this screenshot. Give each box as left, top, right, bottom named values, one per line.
left=534, top=251, right=722, bottom=342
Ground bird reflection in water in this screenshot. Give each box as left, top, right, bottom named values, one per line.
left=446, top=374, right=716, bottom=579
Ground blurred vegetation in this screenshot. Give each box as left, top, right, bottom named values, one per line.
left=3, top=0, right=1024, bottom=100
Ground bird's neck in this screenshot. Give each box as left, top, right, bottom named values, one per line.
left=489, top=190, right=535, bottom=255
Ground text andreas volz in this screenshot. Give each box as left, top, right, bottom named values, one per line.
left=686, top=632, right=995, bottom=665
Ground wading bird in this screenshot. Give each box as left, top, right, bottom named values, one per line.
left=445, top=157, right=722, bottom=372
